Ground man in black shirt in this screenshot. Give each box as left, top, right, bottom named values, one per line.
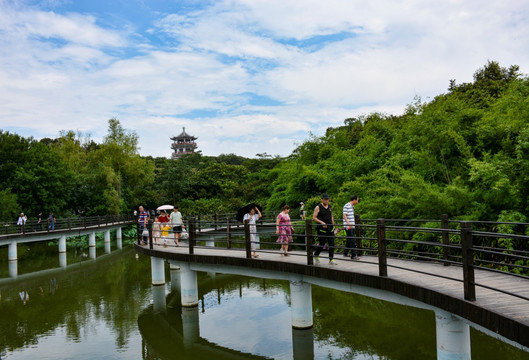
left=312, top=193, right=337, bottom=265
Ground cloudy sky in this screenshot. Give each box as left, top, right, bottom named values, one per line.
left=1, top=0, right=528, bottom=158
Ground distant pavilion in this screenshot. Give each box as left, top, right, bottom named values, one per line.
left=171, top=127, right=198, bottom=159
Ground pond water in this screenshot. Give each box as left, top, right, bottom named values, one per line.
left=0, top=240, right=528, bottom=359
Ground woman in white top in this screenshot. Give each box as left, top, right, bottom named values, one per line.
left=243, top=207, right=262, bottom=258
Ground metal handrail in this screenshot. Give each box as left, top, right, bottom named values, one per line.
left=141, top=214, right=529, bottom=305
left=3, top=214, right=135, bottom=235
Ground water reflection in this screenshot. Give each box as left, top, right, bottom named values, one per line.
left=0, top=243, right=527, bottom=360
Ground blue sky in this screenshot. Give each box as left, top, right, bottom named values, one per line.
left=1, top=0, right=528, bottom=158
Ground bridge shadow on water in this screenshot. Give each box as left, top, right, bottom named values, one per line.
left=137, top=270, right=529, bottom=360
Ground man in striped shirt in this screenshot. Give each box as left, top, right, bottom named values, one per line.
left=343, top=195, right=359, bottom=259
left=138, top=206, right=150, bottom=245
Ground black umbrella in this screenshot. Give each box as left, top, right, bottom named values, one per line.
left=236, top=203, right=263, bottom=223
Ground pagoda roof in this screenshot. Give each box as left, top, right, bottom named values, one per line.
left=171, top=127, right=197, bottom=140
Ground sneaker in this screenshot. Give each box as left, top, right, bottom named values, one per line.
left=329, top=259, right=338, bottom=265
left=314, top=257, right=320, bottom=264
left=351, top=256, right=360, bottom=260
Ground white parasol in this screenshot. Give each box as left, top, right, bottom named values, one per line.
left=156, top=205, right=174, bottom=211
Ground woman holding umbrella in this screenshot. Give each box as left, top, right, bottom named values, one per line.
left=243, top=206, right=262, bottom=258
left=276, top=205, right=294, bottom=256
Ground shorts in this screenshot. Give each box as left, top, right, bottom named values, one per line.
left=173, top=226, right=182, bottom=234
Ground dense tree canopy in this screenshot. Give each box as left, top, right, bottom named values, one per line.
left=1, top=61, right=528, bottom=226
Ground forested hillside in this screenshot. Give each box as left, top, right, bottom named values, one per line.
left=265, top=61, right=529, bottom=223
left=1, top=61, right=528, bottom=224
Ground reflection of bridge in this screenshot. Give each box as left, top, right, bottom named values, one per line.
left=0, top=215, right=135, bottom=277
left=138, top=278, right=274, bottom=360
left=136, top=216, right=529, bottom=358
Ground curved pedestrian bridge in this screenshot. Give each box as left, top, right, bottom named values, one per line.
left=135, top=217, right=529, bottom=356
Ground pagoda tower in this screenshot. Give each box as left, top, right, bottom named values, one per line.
left=171, top=127, right=198, bottom=159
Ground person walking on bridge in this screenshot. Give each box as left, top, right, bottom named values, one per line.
left=17, top=213, right=27, bottom=233
left=36, top=212, right=43, bottom=231
left=343, top=195, right=360, bottom=259
left=276, top=205, right=294, bottom=256
left=138, top=206, right=149, bottom=245
left=244, top=206, right=262, bottom=258
left=47, top=212, right=56, bottom=231
left=170, top=206, right=184, bottom=246
left=313, top=194, right=337, bottom=265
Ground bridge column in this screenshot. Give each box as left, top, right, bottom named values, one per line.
left=8, top=241, right=17, bottom=261
left=8, top=260, right=18, bottom=278
left=116, top=227, right=122, bottom=249
left=58, top=235, right=66, bottom=253
left=170, top=263, right=181, bottom=293
left=89, top=232, right=96, bottom=260
left=179, top=262, right=198, bottom=307
left=205, top=235, right=215, bottom=247
left=182, top=306, right=200, bottom=349
left=289, top=276, right=313, bottom=329
left=59, top=252, right=67, bottom=268
left=104, top=230, right=111, bottom=253
left=151, top=257, right=166, bottom=286
left=435, top=310, right=471, bottom=360
left=152, top=285, right=167, bottom=313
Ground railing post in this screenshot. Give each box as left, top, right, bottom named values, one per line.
left=68, top=217, right=71, bottom=230
left=214, top=214, right=218, bottom=230
left=189, top=217, right=196, bottom=255
left=377, top=219, right=387, bottom=277
left=244, top=220, right=251, bottom=259
left=354, top=214, right=362, bottom=256
left=305, top=219, right=313, bottom=265
left=461, top=222, right=476, bottom=301
left=227, top=217, right=232, bottom=249
left=441, top=214, right=450, bottom=266
left=198, top=214, right=202, bottom=233
left=148, top=219, right=153, bottom=250
left=97, top=215, right=101, bottom=227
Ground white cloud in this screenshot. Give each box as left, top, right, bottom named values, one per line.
left=1, top=0, right=529, bottom=158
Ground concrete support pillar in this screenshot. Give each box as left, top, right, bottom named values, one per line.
left=8, top=260, right=18, bottom=278
left=104, top=230, right=111, bottom=253
left=179, top=263, right=198, bottom=307
left=206, top=235, right=215, bottom=247
left=151, top=257, right=166, bottom=286
left=152, top=285, right=167, bottom=313
left=116, top=227, right=122, bottom=249
left=89, top=246, right=96, bottom=260
left=182, top=306, right=200, bottom=349
left=435, top=310, right=471, bottom=360
left=292, top=328, right=314, bottom=360
left=289, top=276, right=313, bottom=329
left=89, top=232, right=96, bottom=247
left=8, top=241, right=17, bottom=261
left=170, top=264, right=181, bottom=293
left=58, top=235, right=67, bottom=253
left=59, top=252, right=67, bottom=268
left=89, top=232, right=96, bottom=259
